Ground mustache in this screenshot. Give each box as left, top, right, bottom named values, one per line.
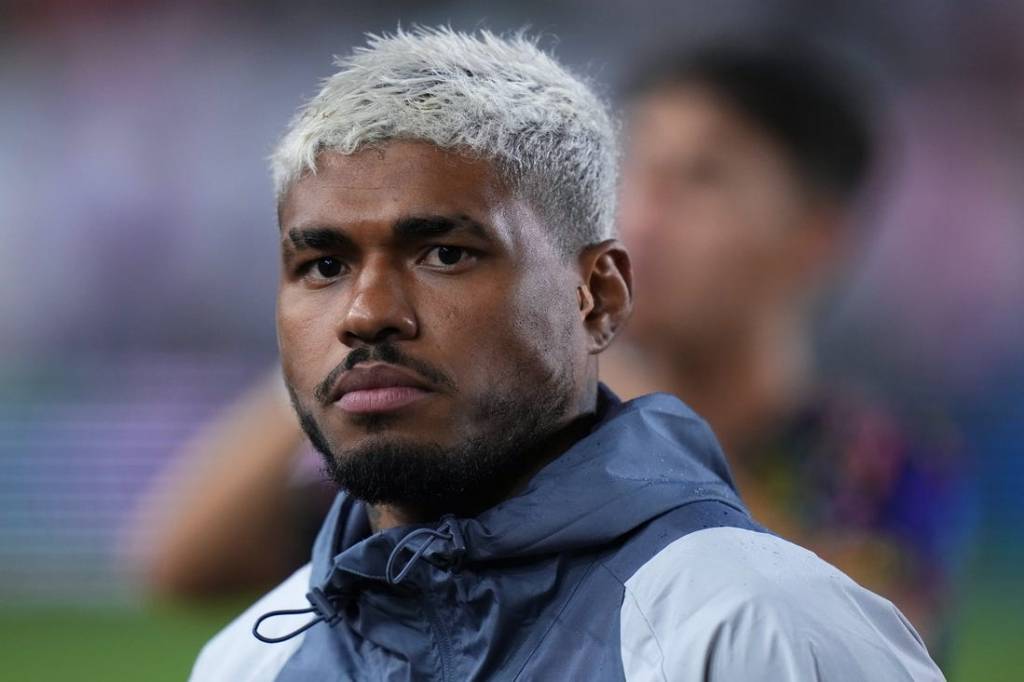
left=313, top=343, right=455, bottom=405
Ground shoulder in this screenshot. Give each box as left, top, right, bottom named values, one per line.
left=619, top=527, right=945, bottom=681
left=190, top=563, right=313, bottom=682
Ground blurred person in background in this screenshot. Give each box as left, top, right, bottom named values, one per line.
left=132, top=31, right=966, bottom=663
left=129, top=369, right=333, bottom=596
left=604, top=40, right=971, bottom=657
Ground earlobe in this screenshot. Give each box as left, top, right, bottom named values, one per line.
left=577, top=240, right=633, bottom=354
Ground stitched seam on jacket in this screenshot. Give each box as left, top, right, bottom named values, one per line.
left=511, top=558, right=601, bottom=681
left=606, top=563, right=669, bottom=682
left=597, top=497, right=754, bottom=586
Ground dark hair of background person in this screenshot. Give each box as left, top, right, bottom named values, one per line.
left=623, top=39, right=877, bottom=204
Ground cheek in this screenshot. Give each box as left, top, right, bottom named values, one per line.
left=450, top=271, right=580, bottom=389
left=677, top=192, right=778, bottom=280
left=514, top=274, right=582, bottom=374
left=637, top=216, right=731, bottom=299
left=618, top=186, right=655, bottom=247
left=276, top=290, right=339, bottom=390
left=632, top=204, right=767, bottom=328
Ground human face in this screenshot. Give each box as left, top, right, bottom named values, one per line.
left=619, top=86, right=816, bottom=350
left=276, top=141, right=589, bottom=511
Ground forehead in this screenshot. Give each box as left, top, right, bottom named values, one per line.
left=279, top=141, right=516, bottom=233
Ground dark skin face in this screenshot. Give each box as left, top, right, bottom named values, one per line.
left=277, top=141, right=632, bottom=529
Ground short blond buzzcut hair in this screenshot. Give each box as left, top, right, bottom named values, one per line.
left=270, top=27, right=618, bottom=254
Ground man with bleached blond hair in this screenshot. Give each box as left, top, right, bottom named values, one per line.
left=191, top=27, right=943, bottom=681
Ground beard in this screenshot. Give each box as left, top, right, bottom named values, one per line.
left=288, top=348, right=576, bottom=519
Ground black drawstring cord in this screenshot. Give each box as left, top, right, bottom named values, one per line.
left=252, top=516, right=466, bottom=643
left=252, top=586, right=344, bottom=644
left=385, top=524, right=454, bottom=585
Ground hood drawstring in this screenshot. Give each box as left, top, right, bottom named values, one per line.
left=252, top=586, right=344, bottom=644
left=385, top=515, right=465, bottom=585
left=252, top=515, right=466, bottom=644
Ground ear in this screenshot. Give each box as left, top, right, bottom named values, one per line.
left=576, top=240, right=634, bottom=354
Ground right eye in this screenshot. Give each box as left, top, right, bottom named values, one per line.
left=302, top=256, right=346, bottom=284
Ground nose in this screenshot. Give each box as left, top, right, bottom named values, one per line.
left=338, top=257, right=418, bottom=347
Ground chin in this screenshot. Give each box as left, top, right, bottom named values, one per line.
left=338, top=431, right=446, bottom=455
left=338, top=412, right=455, bottom=443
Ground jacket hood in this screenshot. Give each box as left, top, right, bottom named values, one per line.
left=458, top=386, right=741, bottom=560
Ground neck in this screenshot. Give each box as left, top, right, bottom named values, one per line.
left=609, top=309, right=810, bottom=456
left=368, top=382, right=601, bottom=532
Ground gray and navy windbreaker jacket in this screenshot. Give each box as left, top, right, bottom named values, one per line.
left=192, top=388, right=944, bottom=681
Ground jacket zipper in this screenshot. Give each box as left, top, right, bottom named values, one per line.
left=424, top=590, right=454, bottom=682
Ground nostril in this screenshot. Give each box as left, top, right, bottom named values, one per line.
left=370, top=326, right=404, bottom=344
left=344, top=326, right=404, bottom=347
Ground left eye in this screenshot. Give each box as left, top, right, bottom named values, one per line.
left=422, top=246, right=470, bottom=268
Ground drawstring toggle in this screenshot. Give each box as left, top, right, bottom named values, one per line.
left=252, top=586, right=344, bottom=644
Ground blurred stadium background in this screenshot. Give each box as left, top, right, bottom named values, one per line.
left=1, top=0, right=1021, bottom=679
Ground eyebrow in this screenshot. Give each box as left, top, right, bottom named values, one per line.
left=392, top=215, right=491, bottom=241
left=285, top=227, right=355, bottom=252
left=285, top=215, right=493, bottom=252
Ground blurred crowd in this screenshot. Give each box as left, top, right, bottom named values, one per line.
left=2, top=0, right=1023, bottom=678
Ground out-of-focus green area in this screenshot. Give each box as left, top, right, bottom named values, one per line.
left=0, top=573, right=1019, bottom=681
left=948, top=580, right=1022, bottom=682
left=0, top=600, right=244, bottom=682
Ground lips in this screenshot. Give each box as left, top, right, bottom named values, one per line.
left=329, top=364, right=433, bottom=415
